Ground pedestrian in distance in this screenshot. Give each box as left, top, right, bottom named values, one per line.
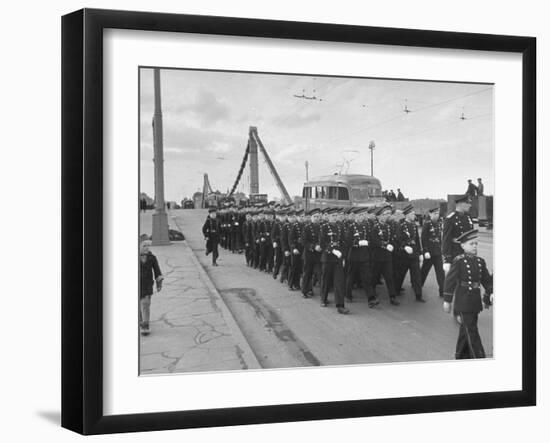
left=477, top=178, right=485, bottom=196
left=442, top=229, right=493, bottom=359
left=396, top=188, right=405, bottom=202
left=465, top=179, right=477, bottom=197
left=139, top=239, right=164, bottom=336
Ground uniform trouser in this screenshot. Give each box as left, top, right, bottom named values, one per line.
left=455, top=312, right=486, bottom=359
left=273, top=247, right=283, bottom=277
left=231, top=231, right=243, bottom=252
left=320, top=261, right=346, bottom=307
left=259, top=240, right=268, bottom=270
left=346, top=261, right=375, bottom=300
left=420, top=254, right=445, bottom=296
left=266, top=244, right=274, bottom=272
left=280, top=254, right=290, bottom=283
left=395, top=255, right=422, bottom=298
left=210, top=241, right=219, bottom=264
left=289, top=253, right=302, bottom=289
left=245, top=244, right=252, bottom=265
left=139, top=295, right=151, bottom=327
left=253, top=242, right=260, bottom=268
left=371, top=260, right=397, bottom=299
left=301, top=254, right=320, bottom=295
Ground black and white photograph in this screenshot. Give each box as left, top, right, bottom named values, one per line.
left=138, top=67, right=494, bottom=375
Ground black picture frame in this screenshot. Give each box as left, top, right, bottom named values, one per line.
left=61, top=8, right=536, bottom=435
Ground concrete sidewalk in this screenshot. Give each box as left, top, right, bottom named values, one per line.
left=138, top=210, right=260, bottom=374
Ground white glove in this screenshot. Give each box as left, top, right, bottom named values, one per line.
left=273, top=242, right=277, bottom=248
left=404, top=246, right=413, bottom=254
left=386, top=244, right=394, bottom=252
left=443, top=301, right=452, bottom=313
left=261, top=237, right=266, bottom=242
left=359, top=240, right=368, bottom=247
left=234, top=222, right=239, bottom=226
left=332, top=249, right=342, bottom=259
left=293, top=248, right=300, bottom=255
left=443, top=263, right=450, bottom=273
left=424, top=252, right=431, bottom=259
left=314, top=245, right=322, bottom=252
left=284, top=251, right=290, bottom=257
left=490, top=294, right=494, bottom=303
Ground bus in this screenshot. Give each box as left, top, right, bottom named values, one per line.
left=301, top=174, right=385, bottom=211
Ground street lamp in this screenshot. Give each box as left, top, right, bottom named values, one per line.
left=368, top=140, right=376, bottom=176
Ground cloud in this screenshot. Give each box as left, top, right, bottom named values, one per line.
left=272, top=112, right=321, bottom=128
left=165, top=90, right=230, bottom=125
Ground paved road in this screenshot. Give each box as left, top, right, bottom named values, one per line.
left=174, top=209, right=493, bottom=369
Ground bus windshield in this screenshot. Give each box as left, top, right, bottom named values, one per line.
left=351, top=186, right=381, bottom=201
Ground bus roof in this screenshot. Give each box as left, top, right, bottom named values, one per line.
left=305, top=174, right=381, bottom=187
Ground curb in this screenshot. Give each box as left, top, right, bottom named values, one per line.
left=178, top=238, right=262, bottom=370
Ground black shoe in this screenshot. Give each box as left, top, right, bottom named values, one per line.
left=415, top=297, right=426, bottom=303
left=390, top=298, right=400, bottom=306
left=337, top=307, right=350, bottom=315
left=368, top=298, right=380, bottom=308
left=213, top=262, right=218, bottom=266
left=321, top=301, right=328, bottom=307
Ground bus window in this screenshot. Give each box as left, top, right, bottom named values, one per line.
left=327, top=187, right=338, bottom=199
left=316, top=186, right=325, bottom=199
left=338, top=187, right=350, bottom=200
left=351, top=187, right=371, bottom=202
left=302, top=186, right=312, bottom=198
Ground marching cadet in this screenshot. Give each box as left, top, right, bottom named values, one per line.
left=390, top=209, right=405, bottom=293
left=345, top=207, right=378, bottom=308
left=300, top=208, right=322, bottom=298
left=319, top=209, right=350, bottom=314
left=258, top=209, right=274, bottom=272
left=371, top=205, right=400, bottom=306
left=242, top=210, right=254, bottom=266
left=288, top=209, right=304, bottom=290
left=442, top=194, right=474, bottom=273
left=230, top=207, right=243, bottom=253
left=271, top=209, right=285, bottom=280
left=251, top=210, right=261, bottom=269
left=443, top=229, right=493, bottom=359
left=395, top=204, right=425, bottom=302
left=421, top=207, right=445, bottom=297
left=279, top=210, right=293, bottom=284
left=202, top=208, right=221, bottom=266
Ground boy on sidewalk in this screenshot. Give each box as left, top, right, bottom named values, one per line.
left=139, top=239, right=164, bottom=336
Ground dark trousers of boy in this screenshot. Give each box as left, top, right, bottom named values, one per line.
left=394, top=253, right=422, bottom=299
left=456, top=312, right=486, bottom=359
left=207, top=239, right=219, bottom=265
left=280, top=254, right=290, bottom=283
left=253, top=241, right=260, bottom=269
left=420, top=254, right=445, bottom=297
left=288, top=251, right=302, bottom=289
left=320, top=259, right=345, bottom=307
left=301, top=250, right=321, bottom=296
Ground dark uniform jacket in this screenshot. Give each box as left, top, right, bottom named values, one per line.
left=345, top=221, right=371, bottom=262
left=398, top=219, right=421, bottom=257
left=442, top=211, right=474, bottom=263
left=370, top=220, right=394, bottom=262
left=319, top=222, right=346, bottom=263
left=271, top=220, right=283, bottom=247
left=421, top=219, right=442, bottom=256
left=443, top=254, right=493, bottom=313
left=280, top=222, right=291, bottom=252
left=288, top=222, right=303, bottom=252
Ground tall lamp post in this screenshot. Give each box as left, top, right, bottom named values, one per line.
left=151, top=68, right=170, bottom=245
left=368, top=140, right=376, bottom=176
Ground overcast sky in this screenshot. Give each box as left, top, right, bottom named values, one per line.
left=140, top=67, right=493, bottom=202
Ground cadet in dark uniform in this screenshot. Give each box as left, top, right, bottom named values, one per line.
left=271, top=210, right=285, bottom=280
left=421, top=207, right=445, bottom=297
left=319, top=209, right=349, bottom=314
left=279, top=210, right=292, bottom=284
left=202, top=208, right=220, bottom=266
left=242, top=211, right=253, bottom=266
left=443, top=229, right=493, bottom=359
left=345, top=207, right=378, bottom=307
left=371, top=205, right=399, bottom=306
left=395, top=204, right=424, bottom=302
left=287, top=210, right=304, bottom=290
left=300, top=208, right=322, bottom=298
left=442, top=194, right=474, bottom=273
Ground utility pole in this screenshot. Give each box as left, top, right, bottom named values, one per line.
left=151, top=68, right=170, bottom=245
left=368, top=140, right=376, bottom=176
left=305, top=160, right=309, bottom=182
